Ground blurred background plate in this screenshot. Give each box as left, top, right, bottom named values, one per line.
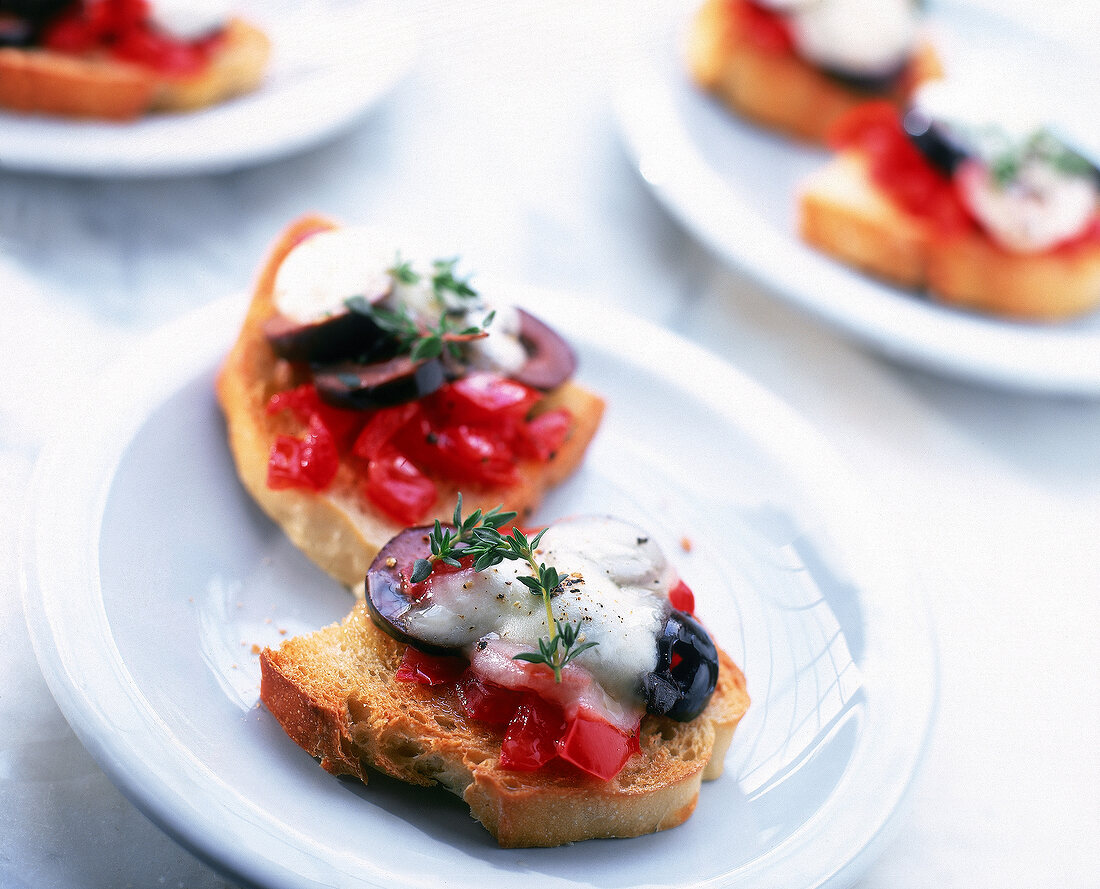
left=0, top=0, right=415, bottom=177
left=614, top=0, right=1100, bottom=395
left=22, top=288, right=935, bottom=889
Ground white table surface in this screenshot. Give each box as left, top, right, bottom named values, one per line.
left=2, top=2, right=1098, bottom=887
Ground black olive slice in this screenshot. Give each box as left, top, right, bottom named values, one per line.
left=263, top=310, right=391, bottom=364
left=818, top=60, right=907, bottom=96
left=902, top=107, right=968, bottom=176
left=313, top=354, right=445, bottom=410
left=365, top=526, right=460, bottom=655
left=643, top=609, right=719, bottom=722
left=510, top=308, right=577, bottom=391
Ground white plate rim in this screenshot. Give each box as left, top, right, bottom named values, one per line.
left=613, top=0, right=1100, bottom=396
left=21, top=289, right=937, bottom=889
left=0, top=3, right=416, bottom=178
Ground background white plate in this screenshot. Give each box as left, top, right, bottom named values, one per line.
left=614, top=0, right=1100, bottom=395
left=22, top=290, right=935, bottom=889
left=0, top=0, right=415, bottom=177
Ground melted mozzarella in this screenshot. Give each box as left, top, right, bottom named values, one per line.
left=956, top=159, right=1097, bottom=254
left=405, top=516, right=676, bottom=707
left=790, top=0, right=918, bottom=77
left=149, top=0, right=233, bottom=41
left=272, top=226, right=527, bottom=374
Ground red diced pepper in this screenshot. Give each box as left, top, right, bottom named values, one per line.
left=364, top=446, right=438, bottom=525
left=458, top=674, right=526, bottom=725
left=669, top=580, right=695, bottom=615
left=395, top=647, right=467, bottom=686
left=266, top=414, right=339, bottom=491
left=556, top=716, right=637, bottom=780
left=516, top=408, right=572, bottom=462
left=352, top=403, right=420, bottom=462
left=499, top=697, right=567, bottom=771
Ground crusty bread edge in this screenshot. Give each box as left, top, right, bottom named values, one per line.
left=689, top=0, right=940, bottom=144
left=0, top=18, right=269, bottom=120
left=216, top=217, right=606, bottom=588
left=799, top=152, right=1100, bottom=320
left=260, top=605, right=749, bottom=847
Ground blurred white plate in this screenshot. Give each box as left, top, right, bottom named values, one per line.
left=22, top=289, right=935, bottom=889
left=614, top=0, right=1100, bottom=395
left=0, top=0, right=414, bottom=177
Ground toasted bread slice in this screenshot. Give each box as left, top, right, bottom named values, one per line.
left=217, top=217, right=606, bottom=588
left=689, top=0, right=940, bottom=143
left=0, top=18, right=269, bottom=120
left=799, top=152, right=1100, bottom=320
left=260, top=600, right=750, bottom=847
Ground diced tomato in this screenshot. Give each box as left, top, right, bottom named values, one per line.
left=352, top=403, right=420, bottom=461
left=458, top=673, right=526, bottom=725
left=111, top=24, right=213, bottom=75
left=736, top=0, right=795, bottom=55
left=431, top=373, right=541, bottom=425
left=400, top=423, right=518, bottom=487
left=556, top=716, right=638, bottom=780
left=669, top=580, right=695, bottom=615
left=500, top=697, right=567, bottom=771
left=266, top=383, right=363, bottom=450
left=829, top=102, right=975, bottom=235
left=516, top=408, right=572, bottom=462
left=395, top=647, right=467, bottom=686
left=266, top=414, right=339, bottom=491
left=364, top=446, right=438, bottom=524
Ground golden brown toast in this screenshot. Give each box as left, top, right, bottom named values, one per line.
left=799, top=152, right=1100, bottom=320
left=688, top=0, right=940, bottom=143
left=260, top=600, right=750, bottom=847
left=0, top=18, right=269, bottom=120
left=217, top=216, right=606, bottom=588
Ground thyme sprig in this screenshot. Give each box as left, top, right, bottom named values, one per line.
left=410, top=494, right=516, bottom=584
left=414, top=495, right=598, bottom=682
left=346, top=299, right=495, bottom=361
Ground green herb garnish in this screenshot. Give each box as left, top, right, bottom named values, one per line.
left=415, top=495, right=598, bottom=682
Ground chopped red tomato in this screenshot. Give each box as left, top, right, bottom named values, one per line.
left=736, top=0, right=795, bottom=55
left=266, top=414, right=339, bottom=491
left=352, top=403, right=420, bottom=461
left=669, top=580, right=695, bottom=615
left=365, top=446, right=438, bottom=525
left=516, top=409, right=571, bottom=461
left=556, top=716, right=638, bottom=780
left=458, top=674, right=526, bottom=724
left=266, top=383, right=363, bottom=450
left=42, top=0, right=222, bottom=74
left=500, top=697, right=567, bottom=771
left=432, top=373, right=541, bottom=425
left=829, top=102, right=975, bottom=235
left=395, top=647, right=467, bottom=686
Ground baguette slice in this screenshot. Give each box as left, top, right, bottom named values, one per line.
left=689, top=0, right=940, bottom=144
left=0, top=18, right=269, bottom=120
left=799, top=152, right=1100, bottom=320
left=260, top=600, right=750, bottom=847
left=217, top=216, right=606, bottom=588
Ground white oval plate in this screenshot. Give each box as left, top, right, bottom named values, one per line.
left=614, top=0, right=1100, bottom=395
left=22, top=289, right=935, bottom=889
left=0, top=0, right=415, bottom=177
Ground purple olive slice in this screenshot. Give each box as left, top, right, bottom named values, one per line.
left=263, top=309, right=391, bottom=364
left=313, top=354, right=446, bottom=410
left=643, top=609, right=718, bottom=722
left=366, top=527, right=460, bottom=655
left=509, top=308, right=577, bottom=391
left=902, top=106, right=968, bottom=176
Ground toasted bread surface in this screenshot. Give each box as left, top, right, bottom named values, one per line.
left=689, top=0, right=940, bottom=143
left=799, top=152, right=1100, bottom=320
left=0, top=17, right=269, bottom=120
left=217, top=217, right=605, bottom=588
left=260, top=601, right=750, bottom=847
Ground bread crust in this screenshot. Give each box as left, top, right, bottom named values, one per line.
left=260, top=601, right=750, bottom=847
left=217, top=216, right=606, bottom=588
left=0, top=17, right=269, bottom=120
left=799, top=152, right=1100, bottom=320
left=689, top=0, right=940, bottom=143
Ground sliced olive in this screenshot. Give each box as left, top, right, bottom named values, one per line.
left=818, top=60, right=906, bottom=96
left=510, top=308, right=576, bottom=391
left=263, top=310, right=392, bottom=364
left=365, top=527, right=459, bottom=656
left=313, top=354, right=445, bottom=410
left=643, top=609, right=719, bottom=722
left=902, top=107, right=968, bottom=176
